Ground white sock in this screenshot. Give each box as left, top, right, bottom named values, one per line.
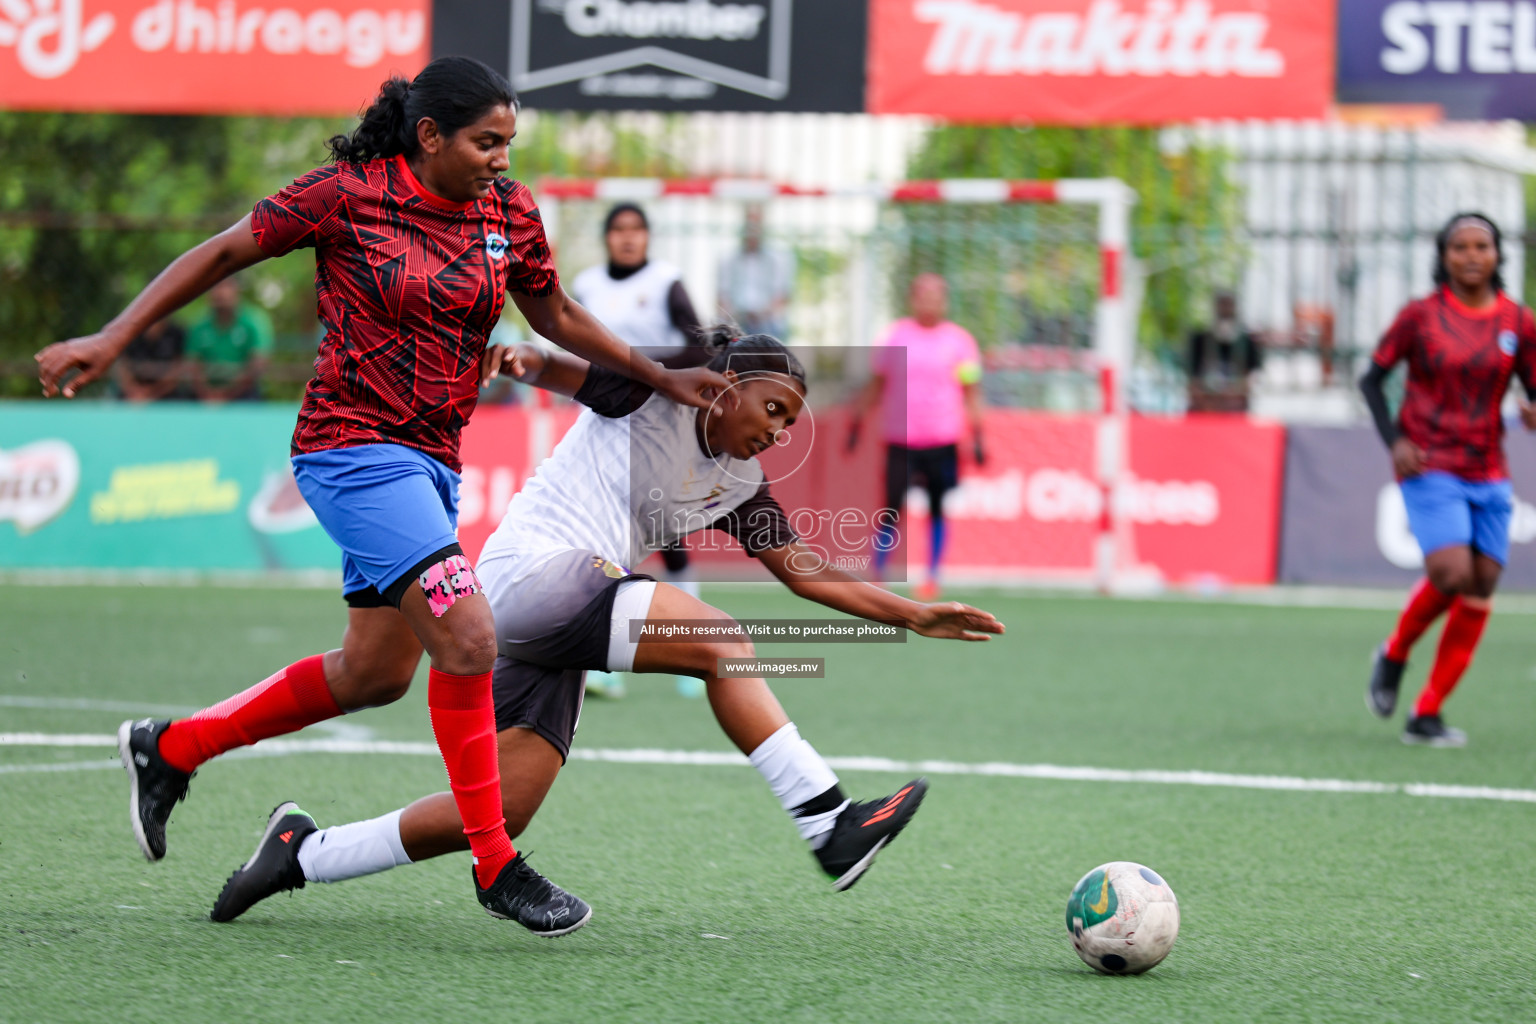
left=748, top=723, right=849, bottom=849
left=297, top=808, right=413, bottom=883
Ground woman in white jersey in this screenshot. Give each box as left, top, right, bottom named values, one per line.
left=572, top=202, right=707, bottom=697
left=211, top=330, right=1004, bottom=933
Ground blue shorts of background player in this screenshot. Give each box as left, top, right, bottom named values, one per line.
left=292, top=443, right=463, bottom=607
left=1399, top=470, right=1513, bottom=566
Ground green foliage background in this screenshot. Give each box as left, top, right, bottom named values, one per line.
left=0, top=113, right=345, bottom=397
left=0, top=110, right=684, bottom=397
left=901, top=125, right=1244, bottom=358
left=0, top=113, right=1239, bottom=395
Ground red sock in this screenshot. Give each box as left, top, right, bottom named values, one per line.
left=427, top=667, right=515, bottom=889
left=1413, top=598, right=1489, bottom=718
left=1385, top=577, right=1454, bottom=661
left=158, top=655, right=340, bottom=773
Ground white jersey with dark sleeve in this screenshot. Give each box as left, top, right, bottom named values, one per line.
left=477, top=365, right=797, bottom=587
left=571, top=260, right=697, bottom=358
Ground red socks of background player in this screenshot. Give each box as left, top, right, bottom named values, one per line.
left=1413, top=599, right=1490, bottom=718
left=158, top=655, right=340, bottom=773
left=1384, top=577, right=1490, bottom=718
left=427, top=667, right=515, bottom=889
left=1385, top=577, right=1453, bottom=662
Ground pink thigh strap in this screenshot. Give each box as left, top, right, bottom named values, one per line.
left=419, top=554, right=482, bottom=618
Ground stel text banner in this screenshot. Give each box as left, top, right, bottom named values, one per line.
left=0, top=0, right=429, bottom=114
left=433, top=0, right=867, bottom=112
left=867, top=0, right=1335, bottom=123
left=1338, top=0, right=1536, bottom=119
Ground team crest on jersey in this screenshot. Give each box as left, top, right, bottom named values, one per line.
left=591, top=556, right=628, bottom=579
left=1499, top=330, right=1518, bottom=356
left=485, top=233, right=509, bottom=261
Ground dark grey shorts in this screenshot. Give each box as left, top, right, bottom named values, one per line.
left=490, top=550, right=654, bottom=761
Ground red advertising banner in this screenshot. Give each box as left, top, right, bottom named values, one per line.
left=0, top=0, right=429, bottom=114
left=455, top=403, right=581, bottom=562
left=457, top=406, right=1286, bottom=587
left=1127, top=415, right=1285, bottom=585
left=867, top=0, right=1334, bottom=124
left=896, top=413, right=1284, bottom=584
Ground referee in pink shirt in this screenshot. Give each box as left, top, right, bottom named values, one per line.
left=848, top=273, right=986, bottom=599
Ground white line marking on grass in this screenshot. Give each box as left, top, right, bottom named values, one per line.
left=0, top=697, right=376, bottom=742
left=2, top=733, right=1533, bottom=805
left=12, top=569, right=1536, bottom=614
left=1, top=733, right=120, bottom=746
left=0, top=759, right=121, bottom=775
left=0, top=568, right=341, bottom=590
left=0, top=697, right=198, bottom=716
left=1401, top=782, right=1536, bottom=804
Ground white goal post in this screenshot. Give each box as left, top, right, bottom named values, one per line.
left=533, top=176, right=1144, bottom=590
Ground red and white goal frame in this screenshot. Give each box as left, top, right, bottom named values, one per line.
left=535, top=177, right=1147, bottom=591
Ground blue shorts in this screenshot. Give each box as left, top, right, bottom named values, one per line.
left=291, top=444, right=462, bottom=605
left=1399, top=471, right=1513, bottom=566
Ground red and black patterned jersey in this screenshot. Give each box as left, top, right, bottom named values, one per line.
left=251, top=155, right=559, bottom=471
left=1373, top=288, right=1536, bottom=481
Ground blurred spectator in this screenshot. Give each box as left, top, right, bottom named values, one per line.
left=112, top=318, right=185, bottom=402
left=1186, top=291, right=1262, bottom=413
left=718, top=204, right=793, bottom=339
left=848, top=273, right=985, bottom=600
left=186, top=276, right=273, bottom=402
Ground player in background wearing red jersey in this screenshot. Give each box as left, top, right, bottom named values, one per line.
left=34, top=56, right=727, bottom=934
left=1361, top=213, right=1536, bottom=747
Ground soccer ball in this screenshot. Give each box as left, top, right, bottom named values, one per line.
left=1065, top=861, right=1180, bottom=975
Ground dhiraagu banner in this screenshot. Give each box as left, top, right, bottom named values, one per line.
left=0, top=403, right=339, bottom=571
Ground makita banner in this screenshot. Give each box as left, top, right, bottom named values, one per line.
left=1338, top=0, right=1536, bottom=119
left=867, top=0, right=1334, bottom=123
left=0, top=0, right=428, bottom=114
left=432, top=0, right=866, bottom=111
left=1280, top=426, right=1536, bottom=589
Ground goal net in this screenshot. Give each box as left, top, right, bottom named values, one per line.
left=523, top=178, right=1143, bottom=589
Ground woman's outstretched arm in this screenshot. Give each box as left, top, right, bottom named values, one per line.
left=36, top=217, right=267, bottom=397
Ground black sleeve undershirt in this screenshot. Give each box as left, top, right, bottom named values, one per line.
left=656, top=281, right=712, bottom=370
left=1358, top=362, right=1399, bottom=450
left=711, top=483, right=798, bottom=556
left=572, top=364, right=654, bottom=418
left=668, top=280, right=702, bottom=339
left=573, top=279, right=708, bottom=405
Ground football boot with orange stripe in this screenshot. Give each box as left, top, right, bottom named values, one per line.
left=814, top=777, right=929, bottom=891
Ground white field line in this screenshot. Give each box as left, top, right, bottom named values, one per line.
left=0, top=759, right=124, bottom=775
left=0, top=696, right=376, bottom=742
left=0, top=696, right=200, bottom=716
left=1, top=733, right=1533, bottom=804
left=10, top=569, right=1536, bottom=614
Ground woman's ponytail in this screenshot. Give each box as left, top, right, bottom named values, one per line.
left=701, top=324, right=807, bottom=392
left=328, top=77, right=413, bottom=163
left=327, top=57, right=515, bottom=165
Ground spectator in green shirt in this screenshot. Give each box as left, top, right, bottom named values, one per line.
left=186, top=276, right=273, bottom=401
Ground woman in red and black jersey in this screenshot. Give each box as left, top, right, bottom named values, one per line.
left=1360, top=212, right=1536, bottom=747
left=35, top=57, right=728, bottom=932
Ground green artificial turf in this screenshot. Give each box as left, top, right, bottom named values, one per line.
left=2, top=584, right=1533, bottom=1022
